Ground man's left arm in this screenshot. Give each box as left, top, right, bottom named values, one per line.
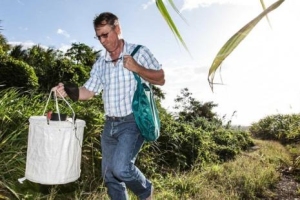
left=123, top=55, right=165, bottom=86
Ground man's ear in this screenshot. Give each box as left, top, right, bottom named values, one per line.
left=115, top=24, right=121, bottom=35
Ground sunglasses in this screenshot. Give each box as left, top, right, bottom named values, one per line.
left=94, top=29, right=113, bottom=40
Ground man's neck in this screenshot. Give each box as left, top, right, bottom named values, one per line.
left=109, top=39, right=124, bottom=60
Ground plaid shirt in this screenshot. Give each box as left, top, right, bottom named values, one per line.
left=84, top=41, right=161, bottom=117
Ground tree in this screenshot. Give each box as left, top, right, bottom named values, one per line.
left=8, top=44, right=90, bottom=92
left=9, top=44, right=27, bottom=60
left=65, top=43, right=101, bottom=67
left=0, top=54, right=39, bottom=90
left=152, top=85, right=165, bottom=101
left=174, top=88, right=219, bottom=123
left=0, top=21, right=10, bottom=53
left=20, top=45, right=58, bottom=91
left=0, top=34, right=8, bottom=53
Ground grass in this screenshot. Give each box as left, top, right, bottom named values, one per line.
left=0, top=88, right=297, bottom=199
left=143, top=139, right=289, bottom=200
left=125, top=140, right=291, bottom=200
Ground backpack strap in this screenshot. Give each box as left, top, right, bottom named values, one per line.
left=130, top=45, right=142, bottom=83
left=131, top=45, right=142, bottom=57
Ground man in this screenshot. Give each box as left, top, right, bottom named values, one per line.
left=53, top=12, right=165, bottom=200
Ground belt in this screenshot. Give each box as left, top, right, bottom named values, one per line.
left=105, top=113, right=134, bottom=121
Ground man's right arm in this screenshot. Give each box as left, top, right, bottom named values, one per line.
left=78, top=86, right=95, bottom=100
left=52, top=83, right=95, bottom=101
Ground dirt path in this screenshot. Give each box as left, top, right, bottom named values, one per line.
left=271, top=174, right=300, bottom=200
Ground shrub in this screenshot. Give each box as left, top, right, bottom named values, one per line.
left=250, top=114, right=300, bottom=144
left=0, top=55, right=39, bottom=90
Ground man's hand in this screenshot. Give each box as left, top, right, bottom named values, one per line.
left=51, top=83, right=68, bottom=98
left=123, top=55, right=140, bottom=73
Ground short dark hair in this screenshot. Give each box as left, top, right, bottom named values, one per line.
left=93, top=12, right=118, bottom=28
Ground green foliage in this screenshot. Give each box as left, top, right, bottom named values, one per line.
left=5, top=44, right=91, bottom=92
left=152, top=87, right=254, bottom=171
left=72, top=97, right=105, bottom=187
left=65, top=42, right=101, bottom=66
left=141, top=140, right=286, bottom=200
left=174, top=88, right=221, bottom=124
left=251, top=116, right=300, bottom=184
left=9, top=44, right=27, bottom=60
left=137, top=102, right=254, bottom=175
left=195, top=139, right=286, bottom=200
left=152, top=85, right=165, bottom=100
left=208, top=0, right=285, bottom=90
left=0, top=89, right=46, bottom=199
left=0, top=27, right=10, bottom=53
left=0, top=35, right=10, bottom=53
left=0, top=35, right=255, bottom=199
left=46, top=59, right=89, bottom=90
left=210, top=128, right=254, bottom=162
left=0, top=88, right=107, bottom=199
left=0, top=54, right=39, bottom=90
left=0, top=88, right=254, bottom=199
left=250, top=113, right=300, bottom=144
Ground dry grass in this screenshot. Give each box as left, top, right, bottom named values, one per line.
left=143, top=139, right=291, bottom=200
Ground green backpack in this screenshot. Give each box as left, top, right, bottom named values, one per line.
left=131, top=45, right=160, bottom=142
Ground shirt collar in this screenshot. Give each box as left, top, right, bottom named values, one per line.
left=104, top=39, right=128, bottom=62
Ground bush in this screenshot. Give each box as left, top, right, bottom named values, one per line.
left=0, top=54, right=39, bottom=90
left=0, top=88, right=255, bottom=199
left=250, top=114, right=300, bottom=144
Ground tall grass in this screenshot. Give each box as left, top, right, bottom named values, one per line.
left=148, top=139, right=289, bottom=200
left=0, top=88, right=108, bottom=199
left=0, top=88, right=44, bottom=199
left=0, top=88, right=295, bottom=199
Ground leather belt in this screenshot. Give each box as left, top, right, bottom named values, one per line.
left=105, top=113, right=134, bottom=121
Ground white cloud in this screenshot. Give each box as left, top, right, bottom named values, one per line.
left=180, top=0, right=265, bottom=11
left=8, top=41, right=47, bottom=49
left=57, top=29, right=70, bottom=38
left=8, top=41, right=71, bottom=53
left=141, top=0, right=261, bottom=12
left=142, top=0, right=155, bottom=10
left=161, top=61, right=208, bottom=112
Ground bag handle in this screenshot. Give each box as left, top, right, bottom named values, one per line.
left=43, top=90, right=76, bottom=123
left=131, top=45, right=143, bottom=84
left=131, top=45, right=142, bottom=57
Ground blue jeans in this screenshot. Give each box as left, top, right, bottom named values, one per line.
left=101, top=113, right=152, bottom=200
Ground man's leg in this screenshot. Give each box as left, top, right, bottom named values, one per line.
left=110, top=115, right=152, bottom=199
left=101, top=120, right=129, bottom=200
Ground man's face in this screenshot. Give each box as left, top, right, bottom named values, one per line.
left=95, top=24, right=119, bottom=52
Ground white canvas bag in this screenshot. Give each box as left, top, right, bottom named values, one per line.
left=21, top=91, right=86, bottom=185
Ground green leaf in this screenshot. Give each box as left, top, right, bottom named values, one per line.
left=156, top=0, right=190, bottom=53
left=208, top=0, right=284, bottom=91
left=167, top=0, right=188, bottom=24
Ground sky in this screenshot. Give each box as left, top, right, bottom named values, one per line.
left=1, top=0, right=300, bottom=126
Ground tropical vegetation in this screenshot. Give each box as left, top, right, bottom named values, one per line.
left=1, top=1, right=300, bottom=198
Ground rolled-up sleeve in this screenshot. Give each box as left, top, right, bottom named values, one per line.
left=137, top=46, right=161, bottom=71
left=84, top=60, right=103, bottom=95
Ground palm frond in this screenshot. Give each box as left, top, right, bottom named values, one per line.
left=208, top=0, right=284, bottom=91
left=156, top=0, right=190, bottom=53
left=260, top=0, right=272, bottom=28
left=167, top=0, right=188, bottom=24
